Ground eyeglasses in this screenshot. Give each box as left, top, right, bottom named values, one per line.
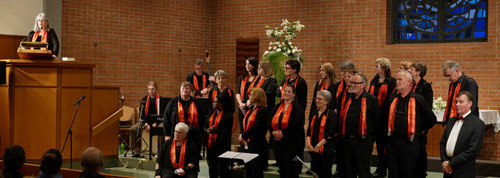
left=350, top=81, right=364, bottom=85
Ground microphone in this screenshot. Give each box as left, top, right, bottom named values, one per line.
left=73, top=96, right=86, bottom=105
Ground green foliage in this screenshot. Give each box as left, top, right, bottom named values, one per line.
left=263, top=52, right=288, bottom=85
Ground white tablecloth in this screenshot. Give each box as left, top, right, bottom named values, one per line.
left=434, top=110, right=500, bottom=133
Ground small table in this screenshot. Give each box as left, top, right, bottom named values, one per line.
left=434, top=110, right=500, bottom=133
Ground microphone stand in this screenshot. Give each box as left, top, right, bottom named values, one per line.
left=62, top=101, right=81, bottom=169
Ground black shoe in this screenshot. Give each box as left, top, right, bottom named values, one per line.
left=372, top=172, right=387, bottom=177
left=132, top=153, right=141, bottom=158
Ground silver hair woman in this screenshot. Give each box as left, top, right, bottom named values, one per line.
left=27, top=12, right=59, bottom=57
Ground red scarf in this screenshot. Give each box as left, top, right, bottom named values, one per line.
left=369, top=83, right=388, bottom=106
left=387, top=96, right=416, bottom=141
left=444, top=82, right=462, bottom=123
left=32, top=30, right=48, bottom=50
left=145, top=94, right=160, bottom=116
left=309, top=110, right=329, bottom=154
left=193, top=74, right=207, bottom=96
left=280, top=76, right=300, bottom=99
left=178, top=99, right=198, bottom=128
left=210, top=88, right=232, bottom=104
left=339, top=96, right=367, bottom=137
left=336, top=80, right=345, bottom=98
left=207, top=111, right=224, bottom=148
left=170, top=139, right=187, bottom=168
left=239, top=75, right=249, bottom=101
left=320, top=80, right=330, bottom=90
left=243, top=107, right=260, bottom=142
left=250, top=77, right=266, bottom=91
left=271, top=103, right=293, bottom=130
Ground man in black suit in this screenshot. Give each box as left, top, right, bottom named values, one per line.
left=440, top=91, right=485, bottom=178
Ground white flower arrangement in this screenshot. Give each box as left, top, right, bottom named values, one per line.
left=432, top=97, right=447, bottom=111
left=264, top=19, right=305, bottom=61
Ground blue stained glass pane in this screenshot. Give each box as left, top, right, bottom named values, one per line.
left=399, top=19, right=408, bottom=26
left=473, top=31, right=485, bottom=38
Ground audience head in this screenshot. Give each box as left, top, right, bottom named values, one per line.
left=375, top=58, right=392, bottom=77
left=343, top=69, right=358, bottom=84
left=281, top=85, right=297, bottom=103
left=245, top=57, right=259, bottom=76
left=258, top=61, right=274, bottom=78
left=214, top=70, right=227, bottom=86
left=3, top=145, right=25, bottom=171
left=249, top=88, right=267, bottom=107
left=320, top=63, right=338, bottom=84
left=147, top=81, right=158, bottom=96
left=395, top=71, right=413, bottom=92
left=315, top=90, right=332, bottom=108
left=285, top=59, right=301, bottom=75
left=442, top=60, right=462, bottom=83
left=348, top=72, right=367, bottom=95
left=40, top=149, right=62, bottom=175
left=174, top=122, right=189, bottom=141
left=339, top=60, right=355, bottom=75
left=179, top=81, right=193, bottom=97
left=410, top=62, right=428, bottom=78
left=456, top=91, right=473, bottom=115
left=81, top=147, right=103, bottom=172
left=33, top=12, right=50, bottom=32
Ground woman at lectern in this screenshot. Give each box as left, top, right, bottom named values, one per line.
left=27, top=12, right=59, bottom=57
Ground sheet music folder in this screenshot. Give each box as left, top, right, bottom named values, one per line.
left=218, top=151, right=258, bottom=163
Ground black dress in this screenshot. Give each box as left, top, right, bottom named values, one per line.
left=156, top=139, right=199, bottom=178
left=307, top=108, right=337, bottom=178
left=241, top=106, right=269, bottom=178
left=205, top=110, right=233, bottom=178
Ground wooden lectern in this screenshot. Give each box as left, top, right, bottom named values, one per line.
left=0, top=59, right=121, bottom=161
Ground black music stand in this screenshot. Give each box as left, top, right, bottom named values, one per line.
left=146, top=114, right=164, bottom=160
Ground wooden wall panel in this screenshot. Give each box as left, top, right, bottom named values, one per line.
left=60, top=88, right=91, bottom=159
left=14, top=67, right=57, bottom=86
left=91, top=87, right=120, bottom=157
left=0, top=87, right=10, bottom=157
left=426, top=124, right=445, bottom=157
left=62, top=68, right=92, bottom=87
left=0, top=34, right=25, bottom=59
left=13, top=87, right=57, bottom=160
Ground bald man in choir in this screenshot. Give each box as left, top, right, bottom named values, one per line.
left=440, top=91, right=485, bottom=178
left=442, top=60, right=479, bottom=124
left=383, top=71, right=436, bottom=178
left=338, top=73, right=378, bottom=178
left=163, top=81, right=206, bottom=153
left=187, top=58, right=212, bottom=97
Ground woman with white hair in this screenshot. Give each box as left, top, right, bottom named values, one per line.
left=156, top=122, right=199, bottom=178
left=27, top=13, right=59, bottom=57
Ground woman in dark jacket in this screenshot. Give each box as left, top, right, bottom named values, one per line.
left=306, top=90, right=337, bottom=178
left=27, top=13, right=59, bottom=57
left=269, top=85, right=305, bottom=178
left=205, top=93, right=233, bottom=178
left=239, top=88, right=269, bottom=178
left=310, top=63, right=339, bottom=114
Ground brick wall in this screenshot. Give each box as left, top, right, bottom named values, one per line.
left=62, top=0, right=500, bottom=160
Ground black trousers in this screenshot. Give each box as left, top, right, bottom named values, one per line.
left=416, top=134, right=428, bottom=178
left=208, top=157, right=231, bottom=178
left=334, top=138, right=345, bottom=177
left=273, top=143, right=302, bottom=178
left=343, top=137, right=373, bottom=178
left=374, top=133, right=387, bottom=174
left=386, top=137, right=420, bottom=178
left=309, top=146, right=334, bottom=178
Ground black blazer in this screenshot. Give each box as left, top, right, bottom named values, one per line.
left=28, top=29, right=59, bottom=56
left=440, top=114, right=485, bottom=178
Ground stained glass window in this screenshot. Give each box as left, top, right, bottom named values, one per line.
left=391, top=0, right=487, bottom=43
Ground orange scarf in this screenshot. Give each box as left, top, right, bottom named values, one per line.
left=193, top=74, right=207, bottom=96
left=320, top=80, right=330, bottom=90
left=339, top=96, right=367, bottom=137
left=336, top=80, right=345, bottom=98
left=170, top=139, right=187, bottom=169
left=249, top=77, right=266, bottom=92
left=177, top=99, right=198, bottom=128
left=387, top=96, right=416, bottom=141
left=271, top=103, right=293, bottom=130
left=280, top=76, right=300, bottom=99
left=210, top=88, right=232, bottom=104
left=145, top=94, right=160, bottom=116
left=32, top=30, right=48, bottom=50
left=207, top=111, right=224, bottom=148
left=444, top=82, right=462, bottom=123
left=239, top=75, right=249, bottom=101
left=309, top=110, right=329, bottom=154
left=369, top=83, right=388, bottom=106
left=243, top=107, right=260, bottom=142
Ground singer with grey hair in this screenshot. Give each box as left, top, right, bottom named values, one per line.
left=27, top=12, right=59, bottom=57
